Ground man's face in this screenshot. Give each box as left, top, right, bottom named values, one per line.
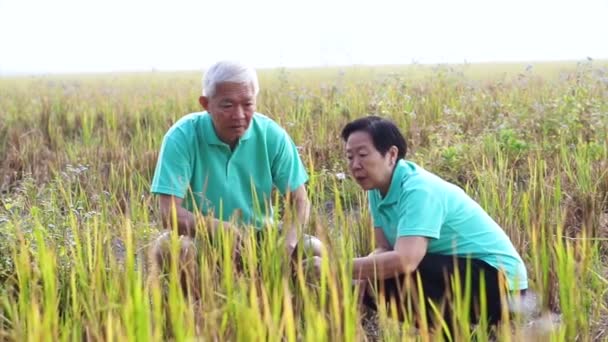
left=199, top=82, right=256, bottom=146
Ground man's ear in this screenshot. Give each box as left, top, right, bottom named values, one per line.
left=199, top=96, right=209, bottom=110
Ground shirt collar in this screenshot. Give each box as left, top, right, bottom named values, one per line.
left=378, top=159, right=408, bottom=205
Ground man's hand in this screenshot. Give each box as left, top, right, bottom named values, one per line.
left=229, top=228, right=246, bottom=271
left=284, top=223, right=298, bottom=258
left=159, top=194, right=242, bottom=239
left=159, top=195, right=197, bottom=237
left=283, top=184, right=310, bottom=258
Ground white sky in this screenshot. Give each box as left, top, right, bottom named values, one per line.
left=1, top=0, right=607, bottom=74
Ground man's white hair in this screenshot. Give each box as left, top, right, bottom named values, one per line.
left=202, top=61, right=260, bottom=97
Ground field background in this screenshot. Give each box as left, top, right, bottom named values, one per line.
left=1, top=60, right=607, bottom=341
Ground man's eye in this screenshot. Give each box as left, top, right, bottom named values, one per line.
left=221, top=104, right=232, bottom=108
left=346, top=155, right=353, bottom=160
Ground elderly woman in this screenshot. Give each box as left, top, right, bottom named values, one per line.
left=324, top=116, right=527, bottom=331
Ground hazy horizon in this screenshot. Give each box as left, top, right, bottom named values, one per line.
left=1, top=0, right=607, bottom=75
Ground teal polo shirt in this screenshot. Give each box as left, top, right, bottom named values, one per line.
left=369, top=160, right=528, bottom=290
left=151, top=111, right=308, bottom=229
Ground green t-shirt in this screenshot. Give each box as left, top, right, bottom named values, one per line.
left=369, top=160, right=528, bottom=290
left=151, top=112, right=308, bottom=229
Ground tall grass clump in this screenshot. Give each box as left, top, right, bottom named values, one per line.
left=1, top=60, right=607, bottom=340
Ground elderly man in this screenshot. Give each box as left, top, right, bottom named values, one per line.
left=149, top=61, right=322, bottom=298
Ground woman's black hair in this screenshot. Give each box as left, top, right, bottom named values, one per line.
left=341, top=116, right=407, bottom=159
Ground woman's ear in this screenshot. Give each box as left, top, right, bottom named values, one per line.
left=389, top=146, right=399, bottom=165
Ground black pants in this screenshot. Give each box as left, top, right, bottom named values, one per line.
left=362, top=253, right=516, bottom=332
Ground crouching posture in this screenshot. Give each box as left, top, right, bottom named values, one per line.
left=148, top=61, right=323, bottom=299
left=310, top=116, right=528, bottom=335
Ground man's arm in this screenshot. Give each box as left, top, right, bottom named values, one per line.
left=283, top=184, right=310, bottom=255
left=352, top=236, right=428, bottom=280
left=158, top=195, right=237, bottom=238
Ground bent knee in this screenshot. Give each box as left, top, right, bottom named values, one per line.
left=149, top=232, right=197, bottom=269
left=302, top=234, right=325, bottom=256
left=178, top=236, right=197, bottom=262
left=149, top=232, right=170, bottom=266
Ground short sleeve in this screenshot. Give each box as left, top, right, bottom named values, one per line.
left=397, top=187, right=445, bottom=239
left=271, top=129, right=309, bottom=194
left=151, top=134, right=192, bottom=198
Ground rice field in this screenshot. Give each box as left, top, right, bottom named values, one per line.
left=0, top=60, right=607, bottom=341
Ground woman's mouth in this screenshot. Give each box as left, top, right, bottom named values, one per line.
left=354, top=175, right=367, bottom=183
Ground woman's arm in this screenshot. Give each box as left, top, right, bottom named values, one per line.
left=353, top=236, right=428, bottom=280
left=368, top=227, right=392, bottom=255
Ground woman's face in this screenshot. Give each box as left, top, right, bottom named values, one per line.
left=345, top=131, right=396, bottom=194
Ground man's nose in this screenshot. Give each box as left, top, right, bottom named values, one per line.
left=233, top=105, right=246, bottom=119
